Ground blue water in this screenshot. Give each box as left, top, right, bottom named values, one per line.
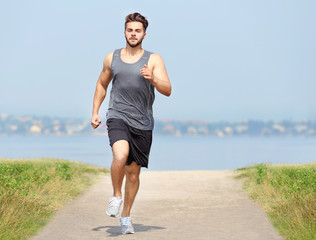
left=0, top=135, right=315, bottom=171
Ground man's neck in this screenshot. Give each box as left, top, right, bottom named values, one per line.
left=125, top=45, right=143, bottom=56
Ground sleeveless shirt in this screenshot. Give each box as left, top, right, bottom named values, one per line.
left=106, top=48, right=155, bottom=130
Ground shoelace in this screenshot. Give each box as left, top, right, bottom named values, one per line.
left=109, top=198, right=121, bottom=207
left=121, top=217, right=132, bottom=225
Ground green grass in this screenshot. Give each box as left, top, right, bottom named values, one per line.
left=236, top=163, right=316, bottom=240
left=0, top=158, right=108, bottom=240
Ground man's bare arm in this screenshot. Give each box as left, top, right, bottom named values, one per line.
left=141, top=54, right=172, bottom=96
left=91, top=52, right=113, bottom=129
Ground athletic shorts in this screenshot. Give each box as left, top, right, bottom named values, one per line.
left=106, top=118, right=152, bottom=168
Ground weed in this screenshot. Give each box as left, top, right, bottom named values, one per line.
left=0, top=158, right=107, bottom=240
left=56, top=162, right=72, bottom=180
left=236, top=163, right=316, bottom=240
left=256, top=163, right=267, bottom=184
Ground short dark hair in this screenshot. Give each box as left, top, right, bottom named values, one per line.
left=125, top=12, right=148, bottom=32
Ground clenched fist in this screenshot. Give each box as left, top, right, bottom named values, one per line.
left=140, top=64, right=154, bottom=83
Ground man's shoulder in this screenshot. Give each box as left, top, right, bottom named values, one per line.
left=147, top=51, right=162, bottom=58
left=148, top=52, right=164, bottom=64
left=105, top=51, right=115, bottom=59
left=102, top=51, right=115, bottom=69
left=104, top=51, right=116, bottom=62
left=105, top=48, right=123, bottom=61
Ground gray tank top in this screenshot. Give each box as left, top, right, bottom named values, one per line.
left=106, top=48, right=155, bottom=130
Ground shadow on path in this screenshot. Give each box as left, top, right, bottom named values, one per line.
left=92, top=224, right=166, bottom=237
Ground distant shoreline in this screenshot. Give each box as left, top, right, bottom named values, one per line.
left=1, top=114, right=316, bottom=138
left=1, top=134, right=316, bottom=139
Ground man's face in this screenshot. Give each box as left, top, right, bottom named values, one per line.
left=124, top=21, right=146, bottom=48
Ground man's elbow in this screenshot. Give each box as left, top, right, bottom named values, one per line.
left=164, top=87, right=172, bottom=97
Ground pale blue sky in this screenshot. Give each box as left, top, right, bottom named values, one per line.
left=1, top=0, right=315, bottom=121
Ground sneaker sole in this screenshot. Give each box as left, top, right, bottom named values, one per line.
left=106, top=211, right=119, bottom=218
left=122, top=231, right=135, bottom=234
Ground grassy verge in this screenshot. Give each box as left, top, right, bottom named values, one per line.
left=0, top=158, right=108, bottom=240
left=236, top=163, right=316, bottom=240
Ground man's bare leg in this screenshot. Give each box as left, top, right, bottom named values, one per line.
left=121, top=161, right=141, bottom=217
left=111, top=140, right=129, bottom=198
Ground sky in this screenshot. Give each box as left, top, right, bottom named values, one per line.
left=1, top=0, right=315, bottom=122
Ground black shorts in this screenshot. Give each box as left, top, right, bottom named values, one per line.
left=106, top=118, right=152, bottom=168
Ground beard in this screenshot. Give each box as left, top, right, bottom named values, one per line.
left=125, top=36, right=144, bottom=48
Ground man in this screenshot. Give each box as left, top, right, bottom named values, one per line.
left=91, top=12, right=171, bottom=234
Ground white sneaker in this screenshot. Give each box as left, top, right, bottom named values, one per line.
left=106, top=197, right=123, bottom=217
left=120, top=217, right=135, bottom=234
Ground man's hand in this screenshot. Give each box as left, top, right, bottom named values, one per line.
left=142, top=54, right=171, bottom=96
left=91, top=114, right=101, bottom=129
left=140, top=64, right=154, bottom=83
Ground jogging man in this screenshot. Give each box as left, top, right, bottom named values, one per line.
left=91, top=13, right=171, bottom=234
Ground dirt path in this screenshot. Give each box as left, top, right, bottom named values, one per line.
left=30, top=170, right=283, bottom=240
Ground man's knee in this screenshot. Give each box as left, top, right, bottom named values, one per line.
left=112, top=140, right=129, bottom=165
left=126, top=172, right=139, bottom=184
left=126, top=163, right=141, bottom=184
left=113, top=153, right=128, bottom=164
